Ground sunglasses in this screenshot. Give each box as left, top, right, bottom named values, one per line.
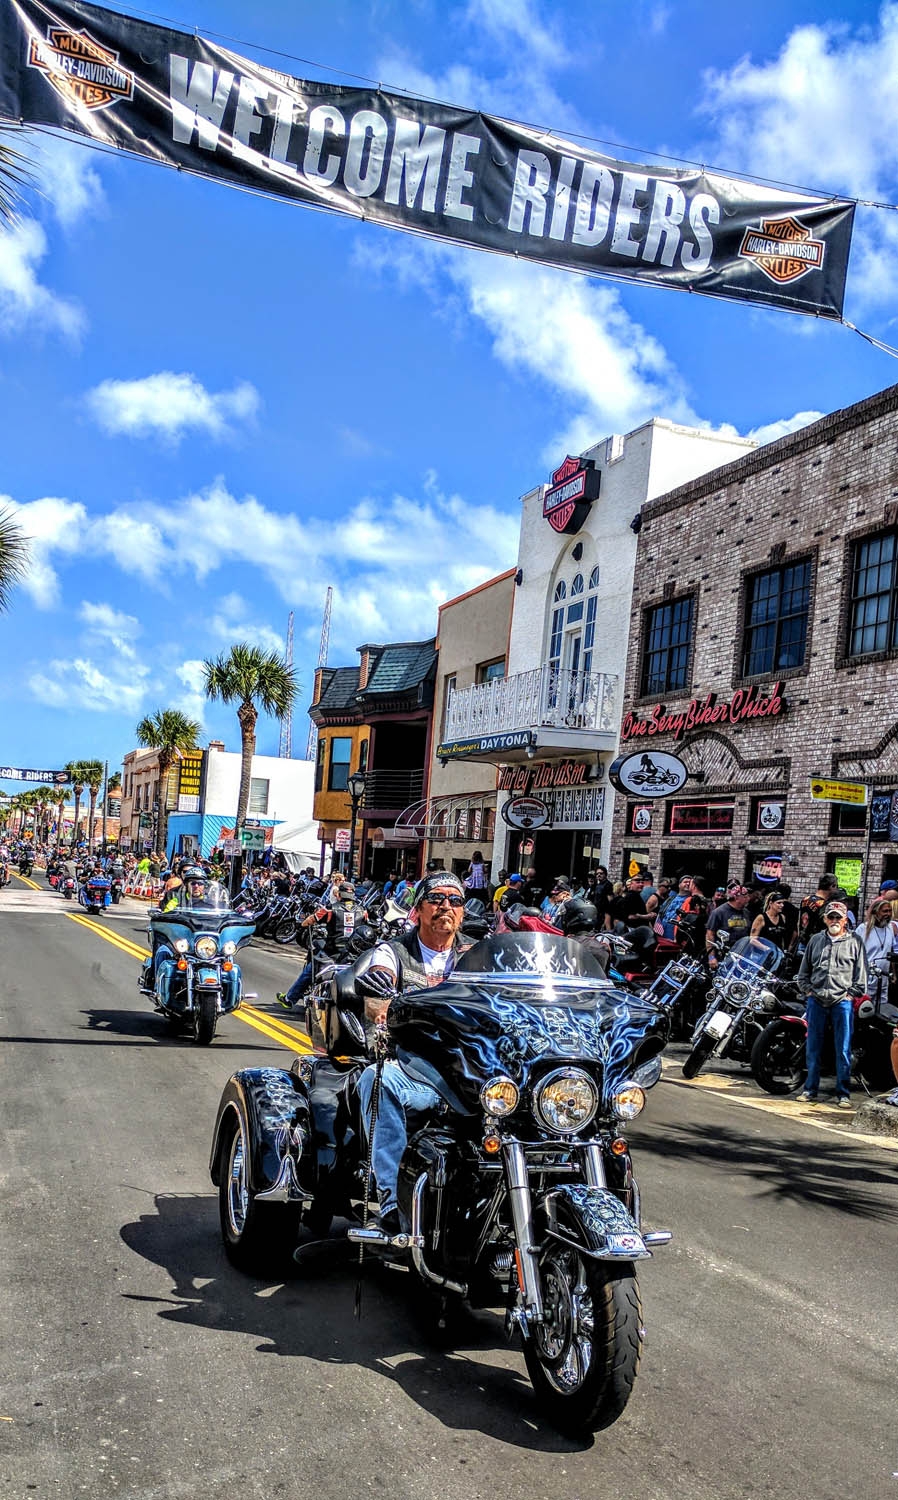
left=423, top=893, right=465, bottom=908
left=823, top=913, right=845, bottom=922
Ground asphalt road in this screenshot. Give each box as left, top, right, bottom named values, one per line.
left=1, top=875, right=897, bottom=1500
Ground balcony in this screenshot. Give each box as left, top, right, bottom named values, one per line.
left=361, top=768, right=425, bottom=817
left=438, top=664, right=618, bottom=764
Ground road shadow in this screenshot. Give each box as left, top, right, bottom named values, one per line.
left=81, top=1008, right=262, bottom=1051
left=120, top=1192, right=591, bottom=1453
left=636, top=1113, right=898, bottom=1220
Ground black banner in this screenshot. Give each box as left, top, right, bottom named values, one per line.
left=0, top=0, right=856, bottom=317
left=0, top=765, right=70, bottom=782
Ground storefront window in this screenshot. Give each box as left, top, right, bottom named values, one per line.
left=641, top=597, right=694, bottom=696
left=848, top=530, right=898, bottom=657
left=741, top=560, right=811, bottom=677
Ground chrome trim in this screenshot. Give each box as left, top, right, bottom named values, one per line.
left=543, top=1226, right=652, bottom=1262
left=347, top=1225, right=422, bottom=1251
left=409, top=1174, right=467, bottom=1295
left=643, top=1230, right=672, bottom=1247
left=532, top=1067, right=599, bottom=1134
left=255, top=1153, right=306, bottom=1203
left=503, top=1141, right=544, bottom=1319
left=581, top=1142, right=607, bottom=1189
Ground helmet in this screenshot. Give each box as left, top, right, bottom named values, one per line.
left=561, top=898, right=598, bottom=936
left=338, top=882, right=355, bottom=901
left=180, top=864, right=205, bottom=884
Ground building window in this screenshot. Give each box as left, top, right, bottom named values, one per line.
left=741, top=560, right=811, bottom=677
left=553, top=580, right=567, bottom=602
left=249, top=777, right=269, bottom=815
left=829, top=803, right=867, bottom=837
left=641, top=597, right=694, bottom=697
left=442, top=674, right=456, bottom=735
left=483, top=807, right=495, bottom=842
left=848, top=530, right=898, bottom=657
left=588, top=565, right=600, bottom=589
left=315, top=737, right=326, bottom=792
left=478, top=658, right=506, bottom=684
left=359, top=737, right=369, bottom=773
left=548, top=606, right=564, bottom=670
left=570, top=573, right=584, bottom=596
left=327, top=737, right=352, bottom=792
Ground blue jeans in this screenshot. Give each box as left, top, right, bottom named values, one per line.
left=285, top=963, right=313, bottom=1007
left=805, top=996, right=853, bottom=1098
left=356, top=1062, right=441, bottom=1215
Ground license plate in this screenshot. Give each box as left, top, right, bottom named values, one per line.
left=704, top=1009, right=733, bottom=1040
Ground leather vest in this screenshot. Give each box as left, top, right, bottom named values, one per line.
left=385, top=928, right=468, bottom=989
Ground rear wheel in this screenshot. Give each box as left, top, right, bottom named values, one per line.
left=750, top=1018, right=806, bottom=1094
left=524, top=1201, right=642, bottom=1435
left=273, top=919, right=298, bottom=945
left=681, top=1030, right=718, bottom=1080
left=193, top=991, right=218, bottom=1046
left=218, top=1110, right=300, bottom=1273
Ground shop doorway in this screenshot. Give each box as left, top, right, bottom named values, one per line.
left=660, top=847, right=731, bottom=892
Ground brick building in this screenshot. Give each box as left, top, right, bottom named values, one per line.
left=610, top=381, right=898, bottom=906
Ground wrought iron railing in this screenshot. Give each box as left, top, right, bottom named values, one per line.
left=443, top=665, right=617, bottom=741
left=361, top=769, right=425, bottom=811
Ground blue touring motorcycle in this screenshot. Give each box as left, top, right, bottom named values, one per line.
left=143, top=886, right=255, bottom=1045
left=210, top=932, right=672, bottom=1435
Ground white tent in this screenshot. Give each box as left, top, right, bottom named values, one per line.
left=271, top=817, right=323, bottom=871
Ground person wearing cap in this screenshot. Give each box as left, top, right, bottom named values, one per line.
left=276, top=880, right=363, bottom=1010
left=878, top=878, right=898, bottom=925
left=706, top=884, right=751, bottom=959
left=795, top=901, right=868, bottom=1105
left=541, top=878, right=571, bottom=927
left=797, top=874, right=840, bottom=950
left=493, top=871, right=522, bottom=912
left=354, top=872, right=472, bottom=1233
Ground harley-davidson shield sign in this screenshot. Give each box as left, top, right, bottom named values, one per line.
left=543, top=456, right=601, bottom=534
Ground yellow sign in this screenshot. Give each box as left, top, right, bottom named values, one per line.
left=833, top=857, right=862, bottom=897
left=809, top=777, right=868, bottom=806
left=628, top=858, right=642, bottom=877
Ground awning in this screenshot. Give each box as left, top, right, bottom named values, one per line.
left=370, top=826, right=421, bottom=848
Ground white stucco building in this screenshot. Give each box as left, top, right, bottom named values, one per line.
left=164, top=741, right=319, bottom=864
left=439, top=419, right=757, bottom=882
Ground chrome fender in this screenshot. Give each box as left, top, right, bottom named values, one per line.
left=543, top=1184, right=666, bottom=1261
left=209, top=1067, right=312, bottom=1201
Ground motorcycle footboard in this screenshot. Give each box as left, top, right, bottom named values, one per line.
left=544, top=1184, right=662, bottom=1261
left=210, top=1067, right=312, bottom=1200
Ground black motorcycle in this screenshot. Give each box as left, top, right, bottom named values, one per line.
left=210, top=932, right=672, bottom=1436
left=681, top=936, right=791, bottom=1080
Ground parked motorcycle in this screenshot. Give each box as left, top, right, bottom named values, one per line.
left=210, top=931, right=672, bottom=1436
left=141, top=886, right=255, bottom=1045
left=79, top=872, right=112, bottom=915
left=751, top=993, right=898, bottom=1095
left=681, top=936, right=789, bottom=1080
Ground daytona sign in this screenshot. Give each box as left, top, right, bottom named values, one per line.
left=621, top=682, right=784, bottom=744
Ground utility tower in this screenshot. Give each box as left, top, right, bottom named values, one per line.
left=306, top=586, right=333, bottom=761
left=278, top=611, right=295, bottom=758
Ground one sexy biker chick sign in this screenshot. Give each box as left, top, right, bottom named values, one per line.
left=0, top=0, right=855, bottom=319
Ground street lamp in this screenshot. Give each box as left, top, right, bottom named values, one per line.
left=346, top=771, right=367, bottom=880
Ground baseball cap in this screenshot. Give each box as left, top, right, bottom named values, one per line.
left=823, top=900, right=848, bottom=918
left=879, top=879, right=897, bottom=892
left=551, top=878, right=571, bottom=893
left=508, top=873, right=523, bottom=884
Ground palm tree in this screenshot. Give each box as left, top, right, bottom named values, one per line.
left=0, top=505, right=29, bottom=615
left=31, top=786, right=54, bottom=843
left=202, top=644, right=296, bottom=843
left=55, top=786, right=72, bottom=845
left=82, top=760, right=105, bottom=851
left=0, top=125, right=32, bottom=225
left=134, top=710, right=201, bottom=860
left=64, top=761, right=89, bottom=851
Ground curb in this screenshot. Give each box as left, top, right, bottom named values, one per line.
left=849, top=1092, right=898, bottom=1138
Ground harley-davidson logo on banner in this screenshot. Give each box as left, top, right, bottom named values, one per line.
left=0, top=0, right=856, bottom=319
left=543, top=456, right=600, bottom=534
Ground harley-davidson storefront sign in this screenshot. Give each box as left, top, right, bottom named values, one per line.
left=497, top=759, right=589, bottom=795
left=621, top=681, right=784, bottom=744
left=542, top=456, right=600, bottom=535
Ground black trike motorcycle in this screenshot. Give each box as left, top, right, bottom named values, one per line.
left=209, top=932, right=672, bottom=1436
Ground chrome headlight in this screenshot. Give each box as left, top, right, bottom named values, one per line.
left=480, top=1076, right=520, bottom=1117
left=533, top=1068, right=598, bottom=1134
left=222, top=941, right=237, bottom=956
left=667, top=963, right=688, bottom=983
left=726, top=980, right=750, bottom=1003
left=173, top=938, right=189, bottom=954
left=612, top=1084, right=646, bottom=1120
left=759, top=988, right=778, bottom=1012
left=195, top=935, right=218, bottom=959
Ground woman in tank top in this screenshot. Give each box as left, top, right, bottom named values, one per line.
left=750, top=888, right=788, bottom=948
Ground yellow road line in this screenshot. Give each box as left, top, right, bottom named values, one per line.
left=11, top=871, right=41, bottom=891
left=65, top=911, right=312, bottom=1053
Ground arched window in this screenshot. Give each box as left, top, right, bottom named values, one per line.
left=570, top=573, right=584, bottom=596
left=588, top=565, right=600, bottom=590
left=553, top=580, right=567, bottom=601
left=584, top=568, right=600, bottom=675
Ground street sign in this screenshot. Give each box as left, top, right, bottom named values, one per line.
left=240, top=828, right=265, bottom=850
left=334, top=828, right=351, bottom=852
left=809, top=777, right=868, bottom=806
left=501, top=796, right=550, bottom=830
left=221, top=838, right=241, bottom=857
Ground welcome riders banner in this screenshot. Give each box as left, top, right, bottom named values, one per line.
left=0, top=0, right=856, bottom=318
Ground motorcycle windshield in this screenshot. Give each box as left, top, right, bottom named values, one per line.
left=389, top=934, right=668, bottom=1114
left=718, top=935, right=782, bottom=978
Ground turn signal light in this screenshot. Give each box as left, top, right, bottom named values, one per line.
left=222, top=961, right=234, bottom=971
left=176, top=957, right=188, bottom=971
left=483, top=1134, right=501, bottom=1154
left=610, top=1137, right=629, bottom=1155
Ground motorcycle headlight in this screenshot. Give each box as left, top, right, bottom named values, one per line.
left=195, top=936, right=218, bottom=959
left=612, top=1085, right=646, bottom=1120
left=533, top=1068, right=598, bottom=1134
left=667, top=963, right=688, bottom=983
left=726, top=980, right=750, bottom=1003
left=173, top=939, right=189, bottom=954
left=759, top=988, right=778, bottom=1012
left=480, top=1077, right=520, bottom=1117
left=222, top=941, right=237, bottom=956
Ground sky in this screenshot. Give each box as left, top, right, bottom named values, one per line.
left=3, top=0, right=898, bottom=792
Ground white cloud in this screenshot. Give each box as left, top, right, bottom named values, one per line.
left=78, top=600, right=142, bottom=659
left=29, top=656, right=150, bottom=714
left=173, top=659, right=208, bottom=726
left=85, top=372, right=261, bottom=443
left=700, top=6, right=898, bottom=310
left=463, top=0, right=569, bottom=69
left=6, top=494, right=89, bottom=607
left=31, top=132, right=105, bottom=229
left=0, top=218, right=84, bottom=338
left=209, top=592, right=285, bottom=655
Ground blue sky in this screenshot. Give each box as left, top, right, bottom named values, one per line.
left=3, top=0, right=898, bottom=791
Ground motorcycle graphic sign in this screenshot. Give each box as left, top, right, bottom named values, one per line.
left=501, top=795, right=550, bottom=830
left=609, top=750, right=689, bottom=798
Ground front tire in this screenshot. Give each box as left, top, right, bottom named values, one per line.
left=193, top=991, right=218, bottom=1046
left=218, top=1110, right=300, bottom=1273
left=273, top=919, right=298, bottom=945
left=681, top=1030, right=717, bottom=1080
left=750, top=1018, right=806, bottom=1094
left=524, top=1203, right=642, bottom=1436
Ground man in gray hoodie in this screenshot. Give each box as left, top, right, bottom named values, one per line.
left=796, top=900, right=868, bottom=1106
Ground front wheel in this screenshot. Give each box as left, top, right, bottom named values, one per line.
left=218, top=1110, right=300, bottom=1273
left=193, top=990, right=218, bottom=1046
left=273, top=918, right=298, bottom=945
left=681, top=1029, right=718, bottom=1080
left=524, top=1205, right=642, bottom=1435
left=750, top=1018, right=806, bottom=1095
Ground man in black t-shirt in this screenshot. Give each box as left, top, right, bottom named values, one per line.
left=706, top=885, right=751, bottom=962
